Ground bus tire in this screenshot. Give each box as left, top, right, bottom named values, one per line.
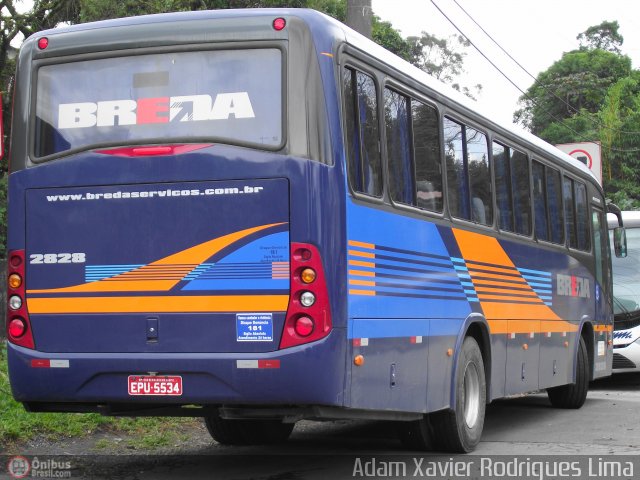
left=547, top=336, right=589, bottom=409
left=204, top=413, right=294, bottom=445
left=430, top=336, right=486, bottom=453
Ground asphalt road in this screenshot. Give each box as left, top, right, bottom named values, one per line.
left=2, top=373, right=640, bottom=479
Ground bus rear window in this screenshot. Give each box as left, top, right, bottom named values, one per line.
left=34, top=49, right=282, bottom=158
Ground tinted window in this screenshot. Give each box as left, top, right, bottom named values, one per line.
left=412, top=100, right=443, bottom=212
left=575, top=182, right=590, bottom=251
left=564, top=177, right=577, bottom=248
left=35, top=49, right=282, bottom=157
left=343, top=68, right=382, bottom=197
left=467, top=128, right=492, bottom=226
left=546, top=167, right=564, bottom=244
left=444, top=118, right=468, bottom=219
left=532, top=161, right=548, bottom=241
left=493, top=142, right=513, bottom=231
left=511, top=150, right=531, bottom=235
left=384, top=89, right=413, bottom=205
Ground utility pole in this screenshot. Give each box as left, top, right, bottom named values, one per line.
left=346, top=0, right=372, bottom=39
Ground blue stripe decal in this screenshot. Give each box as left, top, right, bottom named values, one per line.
left=518, top=268, right=552, bottom=277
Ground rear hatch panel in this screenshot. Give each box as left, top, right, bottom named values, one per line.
left=25, top=178, right=290, bottom=353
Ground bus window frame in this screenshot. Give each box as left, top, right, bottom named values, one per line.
left=340, top=59, right=385, bottom=204
left=490, top=136, right=534, bottom=241
left=381, top=76, right=445, bottom=219
left=442, top=112, right=495, bottom=230
left=28, top=41, right=289, bottom=163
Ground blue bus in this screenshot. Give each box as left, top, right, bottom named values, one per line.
left=6, top=9, right=621, bottom=452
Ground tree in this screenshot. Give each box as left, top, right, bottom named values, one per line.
left=515, top=20, right=640, bottom=208
left=406, top=32, right=481, bottom=99
left=513, top=48, right=631, bottom=136
left=577, top=20, right=623, bottom=54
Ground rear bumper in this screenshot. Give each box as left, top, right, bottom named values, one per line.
left=8, top=330, right=346, bottom=409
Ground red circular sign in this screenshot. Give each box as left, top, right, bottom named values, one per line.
left=568, top=149, right=593, bottom=169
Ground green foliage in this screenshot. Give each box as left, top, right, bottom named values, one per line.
left=577, top=20, right=623, bottom=54
left=514, top=49, right=631, bottom=134
left=79, top=0, right=345, bottom=22
left=372, top=15, right=411, bottom=62
left=516, top=20, right=640, bottom=207
left=406, top=32, right=480, bottom=98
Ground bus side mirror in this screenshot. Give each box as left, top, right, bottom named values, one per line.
left=614, top=227, right=627, bottom=258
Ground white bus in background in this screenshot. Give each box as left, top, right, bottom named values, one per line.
left=609, top=210, right=640, bottom=372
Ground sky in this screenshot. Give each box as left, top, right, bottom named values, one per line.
left=371, top=0, right=640, bottom=126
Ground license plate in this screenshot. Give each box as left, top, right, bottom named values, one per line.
left=127, top=375, right=183, bottom=396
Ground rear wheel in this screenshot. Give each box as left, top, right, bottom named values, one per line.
left=547, top=336, right=589, bottom=409
left=430, top=336, right=486, bottom=453
left=204, top=412, right=294, bottom=445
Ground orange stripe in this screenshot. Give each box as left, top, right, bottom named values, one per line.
left=349, top=289, right=375, bottom=296
left=476, top=289, right=539, bottom=298
left=469, top=271, right=527, bottom=284
left=482, top=303, right=562, bottom=321
left=29, top=280, right=178, bottom=293
left=348, top=259, right=375, bottom=268
left=473, top=278, right=532, bottom=289
left=27, top=295, right=289, bottom=314
left=348, top=240, right=375, bottom=249
left=349, top=279, right=375, bottom=287
left=466, top=264, right=519, bottom=275
left=594, top=324, right=613, bottom=332
left=349, top=249, right=375, bottom=259
left=478, top=294, right=542, bottom=303
left=349, top=269, right=375, bottom=277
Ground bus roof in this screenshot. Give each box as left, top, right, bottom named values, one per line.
left=30, top=8, right=597, bottom=184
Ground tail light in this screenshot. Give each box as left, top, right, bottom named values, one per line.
left=6, top=250, right=35, bottom=349
left=279, top=243, right=332, bottom=349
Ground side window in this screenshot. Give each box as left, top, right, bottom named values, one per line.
left=467, top=127, right=492, bottom=226
left=563, top=177, right=577, bottom=248
left=444, top=118, right=468, bottom=219
left=592, top=208, right=610, bottom=291
left=343, top=68, right=382, bottom=197
left=575, top=182, right=590, bottom=251
left=384, top=88, right=413, bottom=205
left=546, top=167, right=564, bottom=244
left=532, top=160, right=548, bottom=241
left=444, top=117, right=491, bottom=225
left=493, top=142, right=513, bottom=231
left=592, top=209, right=604, bottom=285
left=412, top=100, right=443, bottom=212
left=511, top=150, right=531, bottom=235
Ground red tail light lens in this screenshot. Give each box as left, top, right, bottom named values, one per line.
left=7, top=250, right=35, bottom=349
left=273, top=18, right=286, bottom=31
left=9, top=318, right=27, bottom=338
left=294, top=316, right=314, bottom=337
left=279, top=243, right=332, bottom=349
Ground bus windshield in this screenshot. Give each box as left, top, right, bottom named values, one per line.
left=611, top=226, right=640, bottom=315
left=34, top=48, right=282, bottom=158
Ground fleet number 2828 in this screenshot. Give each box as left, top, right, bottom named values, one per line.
left=29, top=253, right=86, bottom=264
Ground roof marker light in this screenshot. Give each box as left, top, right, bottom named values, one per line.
left=273, top=18, right=286, bottom=31
left=38, top=37, right=49, bottom=50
